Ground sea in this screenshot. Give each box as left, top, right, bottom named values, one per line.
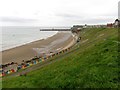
left=0, top=26, right=65, bottom=51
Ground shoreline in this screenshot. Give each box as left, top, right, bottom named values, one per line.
left=1, top=31, right=58, bottom=52
left=2, top=31, right=76, bottom=65
left=2, top=39, right=45, bottom=52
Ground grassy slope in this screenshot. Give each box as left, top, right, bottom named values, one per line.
left=2, top=28, right=119, bottom=88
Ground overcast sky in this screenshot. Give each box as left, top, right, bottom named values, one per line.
left=0, top=0, right=119, bottom=26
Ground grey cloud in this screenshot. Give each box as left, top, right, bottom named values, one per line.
left=56, top=12, right=116, bottom=24
left=100, top=12, right=118, bottom=18
left=56, top=13, right=83, bottom=19
left=71, top=18, right=115, bottom=24
left=1, top=17, right=38, bottom=23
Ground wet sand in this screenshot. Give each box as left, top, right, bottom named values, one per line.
left=1, top=31, right=76, bottom=64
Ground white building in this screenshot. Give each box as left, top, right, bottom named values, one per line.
left=114, top=19, right=120, bottom=28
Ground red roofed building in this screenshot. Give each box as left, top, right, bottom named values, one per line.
left=107, top=23, right=113, bottom=28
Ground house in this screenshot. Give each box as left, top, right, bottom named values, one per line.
left=107, top=23, right=113, bottom=28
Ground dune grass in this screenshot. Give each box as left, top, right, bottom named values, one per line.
left=2, top=28, right=119, bottom=88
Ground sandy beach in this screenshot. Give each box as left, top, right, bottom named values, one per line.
left=1, top=31, right=76, bottom=65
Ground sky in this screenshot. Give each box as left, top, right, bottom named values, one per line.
left=0, top=0, right=119, bottom=27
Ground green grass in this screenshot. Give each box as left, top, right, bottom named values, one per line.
left=2, top=28, right=119, bottom=88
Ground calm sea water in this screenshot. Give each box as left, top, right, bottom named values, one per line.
left=0, top=26, right=61, bottom=51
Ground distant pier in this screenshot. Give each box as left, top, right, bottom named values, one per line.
left=40, top=29, right=71, bottom=31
